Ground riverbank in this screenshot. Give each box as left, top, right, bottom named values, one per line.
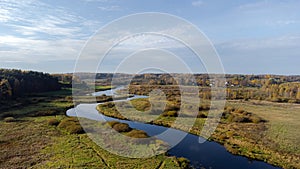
left=0, top=89, right=191, bottom=169
left=97, top=98, right=300, bottom=169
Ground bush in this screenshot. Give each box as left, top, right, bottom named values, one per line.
left=176, top=157, right=190, bottom=169
left=270, top=97, right=281, bottom=102
left=107, top=102, right=115, bottom=108
left=288, top=99, right=299, bottom=103
left=113, top=123, right=132, bottom=132
left=107, top=121, right=120, bottom=127
left=226, top=114, right=234, bottom=122
left=3, top=117, right=16, bottom=122
left=233, top=116, right=251, bottom=123
left=227, top=114, right=249, bottom=123
left=197, top=112, right=207, bottom=118
left=234, top=109, right=245, bottom=114
left=67, top=125, right=84, bottom=134
left=57, top=117, right=84, bottom=134
left=199, top=105, right=210, bottom=111
left=162, top=111, right=178, bottom=117
left=226, top=106, right=235, bottom=112
left=47, top=118, right=60, bottom=126
left=126, top=129, right=149, bottom=138
left=249, top=116, right=263, bottom=123
left=165, top=104, right=180, bottom=111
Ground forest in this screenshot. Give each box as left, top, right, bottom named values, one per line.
left=0, top=69, right=61, bottom=100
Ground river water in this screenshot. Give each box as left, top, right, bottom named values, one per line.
left=67, top=87, right=280, bottom=169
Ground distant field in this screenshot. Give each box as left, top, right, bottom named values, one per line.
left=95, top=85, right=115, bottom=91
left=227, top=100, right=300, bottom=155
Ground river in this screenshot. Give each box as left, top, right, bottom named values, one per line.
left=67, top=87, right=280, bottom=169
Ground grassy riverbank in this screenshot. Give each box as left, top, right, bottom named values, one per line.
left=97, top=98, right=300, bottom=169
left=0, top=89, right=190, bottom=169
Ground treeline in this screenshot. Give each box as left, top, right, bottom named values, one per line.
left=0, top=69, right=61, bottom=99
left=228, top=82, right=300, bottom=103
left=88, top=73, right=300, bottom=87
left=52, top=72, right=300, bottom=103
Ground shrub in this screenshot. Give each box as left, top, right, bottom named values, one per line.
left=113, top=123, right=132, bottom=132
left=222, top=111, right=230, bottom=118
left=270, top=97, right=281, bottom=102
left=288, top=99, right=299, bottom=103
left=232, top=116, right=250, bottom=123
left=165, top=104, right=180, bottom=111
left=107, top=121, right=120, bottom=127
left=65, top=96, right=73, bottom=102
left=227, top=114, right=234, bottom=122
left=176, top=157, right=190, bottom=169
left=197, top=112, right=207, bottom=118
left=3, top=117, right=16, bottom=122
left=199, top=105, right=210, bottom=111
left=67, top=125, right=84, bottom=134
left=234, top=109, right=245, bottom=114
left=226, top=106, right=235, bottom=112
left=249, top=116, right=263, bottom=123
left=107, top=102, right=115, bottom=108
left=47, top=118, right=60, bottom=126
left=232, top=116, right=242, bottom=122
left=226, top=131, right=234, bottom=138
left=126, top=129, right=149, bottom=138
left=162, top=111, right=178, bottom=117
left=57, top=117, right=84, bottom=134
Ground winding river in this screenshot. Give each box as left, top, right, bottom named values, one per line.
left=67, top=87, right=280, bottom=169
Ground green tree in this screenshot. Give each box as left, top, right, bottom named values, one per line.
left=0, top=79, right=12, bottom=99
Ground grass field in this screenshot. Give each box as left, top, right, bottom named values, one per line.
left=0, top=89, right=190, bottom=169
left=95, top=85, right=115, bottom=91
left=97, top=98, right=300, bottom=169
left=227, top=100, right=300, bottom=155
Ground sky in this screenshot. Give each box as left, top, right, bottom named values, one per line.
left=0, top=0, right=300, bottom=75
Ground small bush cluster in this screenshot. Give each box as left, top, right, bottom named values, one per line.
left=125, top=129, right=149, bottom=138
left=223, top=106, right=264, bottom=123
left=3, top=117, right=16, bottom=122
left=176, top=157, right=191, bottom=169
left=165, top=104, right=180, bottom=112
left=107, top=121, right=132, bottom=132
left=47, top=118, right=60, bottom=126
left=162, top=111, right=178, bottom=117
left=57, top=117, right=84, bottom=134
left=197, top=112, right=207, bottom=118
left=198, top=104, right=210, bottom=111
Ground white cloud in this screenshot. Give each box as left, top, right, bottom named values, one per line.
left=98, top=5, right=121, bottom=11
left=237, top=0, right=300, bottom=14
left=218, top=35, right=300, bottom=51
left=83, top=0, right=109, bottom=2
left=0, top=35, right=85, bottom=63
left=115, top=34, right=182, bottom=50
left=0, top=0, right=99, bottom=38
left=215, top=35, right=300, bottom=74
left=265, top=19, right=298, bottom=26
left=192, top=0, right=203, bottom=7
left=0, top=0, right=43, bottom=23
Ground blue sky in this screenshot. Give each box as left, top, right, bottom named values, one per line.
left=0, top=0, right=299, bottom=74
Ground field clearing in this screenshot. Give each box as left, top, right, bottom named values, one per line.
left=98, top=97, right=300, bottom=168
left=227, top=100, right=300, bottom=155
left=0, top=89, right=188, bottom=169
